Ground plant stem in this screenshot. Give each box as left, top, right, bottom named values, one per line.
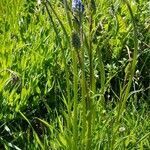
left=111, top=1, right=138, bottom=149
left=72, top=47, right=78, bottom=150
left=44, top=2, right=72, bottom=148
left=86, top=1, right=96, bottom=149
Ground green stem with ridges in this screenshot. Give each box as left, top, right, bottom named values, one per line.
left=86, top=1, right=96, bottom=149
left=72, top=48, right=78, bottom=150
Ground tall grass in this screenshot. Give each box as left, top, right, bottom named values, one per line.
left=0, top=0, right=150, bottom=149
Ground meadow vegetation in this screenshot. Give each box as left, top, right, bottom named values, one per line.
left=0, top=0, right=150, bottom=149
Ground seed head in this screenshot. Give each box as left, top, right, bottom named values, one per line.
left=71, top=31, right=81, bottom=49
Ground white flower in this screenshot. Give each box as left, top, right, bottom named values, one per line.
left=37, top=0, right=41, bottom=5
left=119, top=127, right=126, bottom=132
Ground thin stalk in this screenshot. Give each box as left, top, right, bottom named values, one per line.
left=117, top=0, right=138, bottom=122
left=97, top=45, right=105, bottom=107
left=72, top=48, right=78, bottom=150
left=63, top=0, right=72, bottom=29
left=86, top=1, right=96, bottom=149
left=111, top=1, right=138, bottom=149
left=80, top=49, right=87, bottom=148
left=96, top=35, right=111, bottom=107
left=78, top=10, right=87, bottom=148
left=46, top=0, right=70, bottom=43
left=99, top=56, right=105, bottom=105
left=44, top=1, right=71, bottom=106
left=44, top=2, right=72, bottom=148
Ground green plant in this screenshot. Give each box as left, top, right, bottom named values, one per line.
left=0, top=0, right=149, bottom=149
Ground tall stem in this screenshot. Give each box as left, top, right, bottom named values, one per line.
left=111, top=1, right=138, bottom=149
left=86, top=1, right=96, bottom=149
left=72, top=48, right=78, bottom=150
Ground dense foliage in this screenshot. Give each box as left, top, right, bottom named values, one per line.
left=0, top=0, right=149, bottom=149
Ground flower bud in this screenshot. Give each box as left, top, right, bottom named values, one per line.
left=71, top=31, right=81, bottom=49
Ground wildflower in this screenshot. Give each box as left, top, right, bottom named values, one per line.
left=37, top=0, right=41, bottom=5
left=119, top=127, right=126, bottom=132
left=72, top=0, right=84, bottom=13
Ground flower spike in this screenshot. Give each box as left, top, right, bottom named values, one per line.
left=72, top=0, right=84, bottom=14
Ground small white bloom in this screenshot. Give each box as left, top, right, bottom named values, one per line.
left=119, top=127, right=126, bottom=132
left=37, top=0, right=41, bottom=5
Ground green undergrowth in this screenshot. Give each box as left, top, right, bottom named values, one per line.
left=0, top=0, right=150, bottom=149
